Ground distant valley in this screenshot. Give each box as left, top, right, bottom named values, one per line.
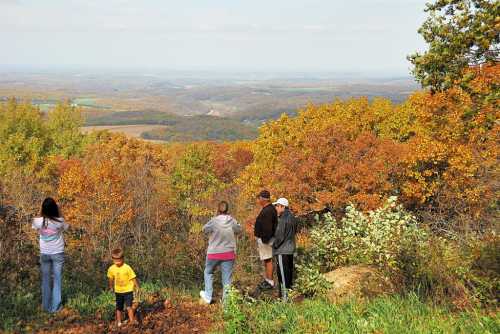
left=0, top=69, right=419, bottom=141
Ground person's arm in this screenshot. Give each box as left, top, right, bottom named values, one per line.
left=254, top=212, right=262, bottom=237
left=32, top=218, right=40, bottom=230
left=107, top=268, right=114, bottom=292
left=273, top=218, right=285, bottom=249
left=129, top=267, right=139, bottom=291
left=232, top=218, right=242, bottom=235
left=271, top=209, right=278, bottom=237
left=260, top=207, right=275, bottom=243
left=133, top=278, right=140, bottom=290
left=292, top=216, right=299, bottom=235
left=202, top=218, right=215, bottom=235
left=108, top=278, right=114, bottom=292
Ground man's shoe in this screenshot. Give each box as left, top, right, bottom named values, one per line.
left=199, top=290, right=211, bottom=305
left=256, top=280, right=274, bottom=291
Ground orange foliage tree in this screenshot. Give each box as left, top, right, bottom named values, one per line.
left=238, top=97, right=409, bottom=214
left=400, top=64, right=499, bottom=229
left=57, top=133, right=173, bottom=260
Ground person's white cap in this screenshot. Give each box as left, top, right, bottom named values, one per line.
left=273, top=198, right=289, bottom=207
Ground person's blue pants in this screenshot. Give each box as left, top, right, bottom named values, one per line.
left=203, top=258, right=234, bottom=302
left=40, top=253, right=64, bottom=313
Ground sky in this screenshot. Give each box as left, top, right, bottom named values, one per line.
left=0, top=0, right=429, bottom=75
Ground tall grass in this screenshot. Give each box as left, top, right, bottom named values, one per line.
left=0, top=291, right=42, bottom=332
left=221, top=293, right=499, bottom=334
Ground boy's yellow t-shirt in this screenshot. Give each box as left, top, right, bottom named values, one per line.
left=107, top=263, right=136, bottom=293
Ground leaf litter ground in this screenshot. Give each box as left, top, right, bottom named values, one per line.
left=34, top=298, right=217, bottom=334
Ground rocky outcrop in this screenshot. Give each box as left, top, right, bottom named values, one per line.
left=323, top=265, right=396, bottom=302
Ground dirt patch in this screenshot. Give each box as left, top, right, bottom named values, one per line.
left=35, top=299, right=217, bottom=334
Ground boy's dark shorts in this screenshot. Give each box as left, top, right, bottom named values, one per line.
left=115, top=292, right=133, bottom=311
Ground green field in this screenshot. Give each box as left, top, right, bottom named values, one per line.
left=223, top=293, right=499, bottom=334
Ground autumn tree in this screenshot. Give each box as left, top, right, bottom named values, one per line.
left=238, top=98, right=410, bottom=214
left=400, top=65, right=499, bottom=229
left=46, top=102, right=86, bottom=158
left=0, top=100, right=61, bottom=220
left=408, top=0, right=499, bottom=92
left=211, top=142, right=254, bottom=184
left=58, top=134, right=173, bottom=260
left=0, top=99, right=87, bottom=175
left=169, top=144, right=223, bottom=222
left=0, top=99, right=50, bottom=176
left=402, top=0, right=499, bottom=230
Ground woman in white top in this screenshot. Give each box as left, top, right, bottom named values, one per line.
left=32, top=197, right=68, bottom=313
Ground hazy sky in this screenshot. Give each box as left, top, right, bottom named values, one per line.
left=1, top=0, right=428, bottom=75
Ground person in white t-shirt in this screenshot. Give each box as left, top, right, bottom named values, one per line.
left=32, top=197, right=68, bottom=313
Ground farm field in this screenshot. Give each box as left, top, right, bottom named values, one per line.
left=81, top=124, right=169, bottom=142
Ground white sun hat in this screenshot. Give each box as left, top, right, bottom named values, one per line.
left=273, top=198, right=289, bottom=207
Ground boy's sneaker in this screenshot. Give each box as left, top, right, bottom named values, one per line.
left=199, top=290, right=211, bottom=305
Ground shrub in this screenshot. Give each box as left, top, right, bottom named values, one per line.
left=295, top=197, right=498, bottom=307
left=295, top=197, right=428, bottom=296
left=304, top=197, right=425, bottom=268
left=400, top=231, right=500, bottom=309
left=293, top=264, right=330, bottom=297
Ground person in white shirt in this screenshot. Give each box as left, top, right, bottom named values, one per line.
left=32, top=197, right=68, bottom=313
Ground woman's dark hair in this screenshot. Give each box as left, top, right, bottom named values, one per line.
left=218, top=201, right=229, bottom=215
left=41, top=197, right=62, bottom=227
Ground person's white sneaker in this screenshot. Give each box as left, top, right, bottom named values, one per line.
left=199, top=290, right=211, bottom=305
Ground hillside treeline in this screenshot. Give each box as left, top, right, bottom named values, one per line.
left=1, top=64, right=498, bottom=313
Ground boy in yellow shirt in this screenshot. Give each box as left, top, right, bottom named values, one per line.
left=107, top=248, right=140, bottom=327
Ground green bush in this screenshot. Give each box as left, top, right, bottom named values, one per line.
left=316, top=197, right=426, bottom=270
left=295, top=197, right=427, bottom=296
left=65, top=281, right=173, bottom=322
left=293, top=264, right=330, bottom=297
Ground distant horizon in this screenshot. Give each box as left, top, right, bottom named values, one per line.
left=0, top=64, right=416, bottom=80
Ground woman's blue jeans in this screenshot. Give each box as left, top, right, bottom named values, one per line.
left=204, top=258, right=234, bottom=302
left=40, top=253, right=64, bottom=313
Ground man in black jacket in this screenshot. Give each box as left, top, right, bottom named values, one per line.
left=272, top=197, right=297, bottom=301
left=254, top=190, right=278, bottom=291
